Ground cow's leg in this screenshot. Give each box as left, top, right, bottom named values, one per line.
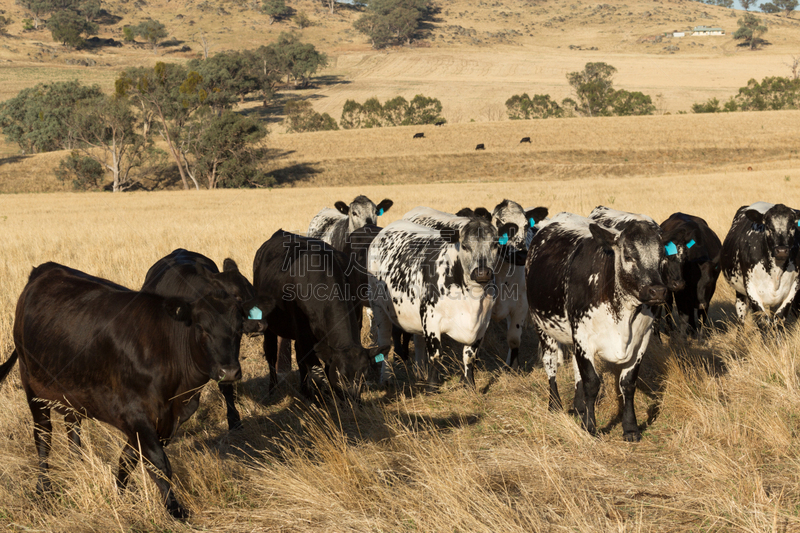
left=217, top=382, right=241, bottom=431
left=619, top=354, right=645, bottom=443
left=64, top=411, right=82, bottom=455
left=572, top=345, right=600, bottom=436
left=116, top=440, right=139, bottom=492
left=276, top=336, right=292, bottom=374
left=536, top=326, right=562, bottom=411
left=413, top=334, right=427, bottom=375
left=462, top=338, right=483, bottom=390
left=124, top=426, right=187, bottom=520
left=391, top=325, right=409, bottom=362
left=504, top=309, right=525, bottom=370
left=295, top=335, right=318, bottom=400
left=423, top=330, right=444, bottom=393
left=28, top=397, right=53, bottom=494
left=263, top=329, right=279, bottom=393
left=734, top=293, right=748, bottom=324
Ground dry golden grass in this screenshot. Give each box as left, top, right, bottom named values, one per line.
left=1, top=170, right=800, bottom=530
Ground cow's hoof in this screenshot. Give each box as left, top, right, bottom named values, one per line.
left=168, top=503, right=190, bottom=521
left=622, top=431, right=642, bottom=442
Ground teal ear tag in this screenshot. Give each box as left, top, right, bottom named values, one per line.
left=374, top=353, right=385, bottom=363
left=529, top=217, right=536, bottom=227
left=686, top=239, right=696, bottom=249
left=665, top=242, right=678, bottom=256
left=378, top=208, right=384, bottom=216
left=498, top=233, right=509, bottom=245
left=248, top=307, right=263, bottom=320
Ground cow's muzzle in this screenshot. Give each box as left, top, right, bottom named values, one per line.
left=774, top=246, right=791, bottom=262
left=216, top=364, right=242, bottom=382
left=639, top=285, right=668, bottom=304
left=667, top=279, right=686, bottom=292
left=470, top=267, right=493, bottom=284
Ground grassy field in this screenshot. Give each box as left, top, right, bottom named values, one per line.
left=1, top=172, right=800, bottom=531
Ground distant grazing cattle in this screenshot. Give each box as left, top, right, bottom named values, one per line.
left=0, top=262, right=246, bottom=519
left=659, top=213, right=722, bottom=335
left=475, top=143, right=485, bottom=150
left=721, top=202, right=800, bottom=326
left=369, top=217, right=517, bottom=389
left=406, top=204, right=547, bottom=369
left=435, top=119, right=446, bottom=126
left=308, top=195, right=393, bottom=251
left=527, top=212, right=668, bottom=441
left=520, top=137, right=531, bottom=144
left=589, top=206, right=687, bottom=293
left=141, top=249, right=269, bottom=430
left=413, top=132, right=425, bottom=139
left=253, top=230, right=387, bottom=399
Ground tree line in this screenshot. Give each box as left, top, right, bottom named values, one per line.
left=0, top=34, right=327, bottom=192
left=505, top=63, right=656, bottom=120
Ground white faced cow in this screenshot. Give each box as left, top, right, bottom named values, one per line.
left=721, top=202, right=800, bottom=326
left=403, top=205, right=546, bottom=370
left=527, top=212, right=668, bottom=442
left=308, top=195, right=393, bottom=249
left=369, top=217, right=517, bottom=389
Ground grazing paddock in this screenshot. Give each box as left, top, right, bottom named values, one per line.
left=1, top=169, right=800, bottom=531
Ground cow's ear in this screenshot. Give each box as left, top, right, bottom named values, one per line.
left=335, top=201, right=349, bottom=215
left=497, top=222, right=518, bottom=241
left=661, top=226, right=689, bottom=246
left=440, top=228, right=460, bottom=244
left=164, top=297, right=192, bottom=323
left=525, top=207, right=549, bottom=225
left=222, top=258, right=239, bottom=272
left=376, top=199, right=393, bottom=215
left=473, top=207, right=492, bottom=222
left=456, top=207, right=475, bottom=217
left=744, top=209, right=764, bottom=224
left=589, top=223, right=618, bottom=251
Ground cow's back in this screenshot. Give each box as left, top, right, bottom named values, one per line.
left=308, top=208, right=349, bottom=250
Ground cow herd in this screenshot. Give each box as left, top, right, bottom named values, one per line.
left=0, top=196, right=798, bottom=518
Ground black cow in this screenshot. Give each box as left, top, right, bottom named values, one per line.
left=659, top=213, right=722, bottom=335
left=0, top=262, right=245, bottom=519
left=721, top=202, right=800, bottom=326
left=527, top=213, right=668, bottom=442
left=520, top=137, right=531, bottom=143
left=253, top=230, right=387, bottom=398
left=141, top=248, right=269, bottom=430
left=413, top=132, right=425, bottom=139
left=475, top=143, right=485, bottom=150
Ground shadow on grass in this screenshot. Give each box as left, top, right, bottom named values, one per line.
left=0, top=155, right=29, bottom=166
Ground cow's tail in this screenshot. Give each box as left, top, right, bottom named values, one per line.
left=0, top=350, right=19, bottom=384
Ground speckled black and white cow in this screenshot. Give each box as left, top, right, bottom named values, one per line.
left=491, top=199, right=547, bottom=253
left=590, top=206, right=687, bottom=293
left=369, top=217, right=517, bottom=389
left=526, top=212, right=668, bottom=442
left=403, top=205, right=545, bottom=370
left=721, top=202, right=800, bottom=326
left=307, top=195, right=394, bottom=249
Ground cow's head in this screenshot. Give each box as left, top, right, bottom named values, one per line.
left=590, top=220, right=667, bottom=305
left=442, top=218, right=518, bottom=285
left=343, top=224, right=382, bottom=306
left=335, top=195, right=393, bottom=233
left=659, top=226, right=693, bottom=293
left=744, top=204, right=800, bottom=264
left=696, top=256, right=721, bottom=311
left=314, top=341, right=389, bottom=398
left=492, top=199, right=548, bottom=251
left=166, top=292, right=244, bottom=383
left=209, top=258, right=270, bottom=334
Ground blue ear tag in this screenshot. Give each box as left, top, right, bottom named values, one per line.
left=529, top=217, right=536, bottom=227
left=374, top=353, right=385, bottom=363
left=665, top=242, right=678, bottom=256
left=248, top=307, right=262, bottom=320
left=686, top=239, right=696, bottom=249
left=498, top=233, right=509, bottom=245
left=378, top=208, right=384, bottom=216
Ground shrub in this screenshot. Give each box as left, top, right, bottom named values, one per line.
left=55, top=151, right=105, bottom=190
left=284, top=100, right=339, bottom=133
